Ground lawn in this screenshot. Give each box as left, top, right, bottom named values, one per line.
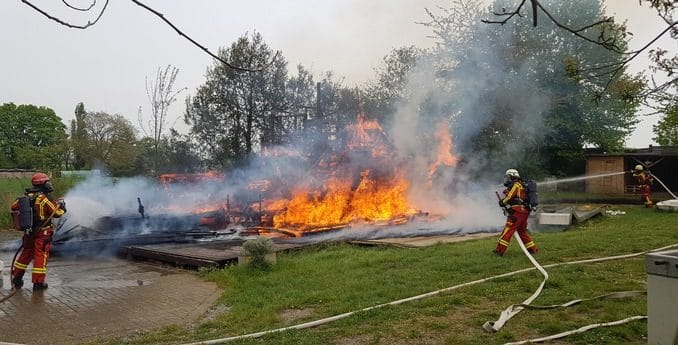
left=98, top=205, right=678, bottom=345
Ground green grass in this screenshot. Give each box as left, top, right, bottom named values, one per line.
left=96, top=206, right=678, bottom=345
left=0, top=176, right=82, bottom=229
left=540, top=191, right=674, bottom=204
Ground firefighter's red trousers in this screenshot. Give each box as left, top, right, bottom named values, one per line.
left=495, top=208, right=537, bottom=255
left=640, top=184, right=653, bottom=208
left=12, top=227, right=53, bottom=284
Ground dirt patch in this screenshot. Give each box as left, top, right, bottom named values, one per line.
left=279, top=308, right=315, bottom=324
left=203, top=304, right=231, bottom=322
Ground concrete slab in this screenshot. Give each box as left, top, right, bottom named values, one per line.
left=656, top=199, right=678, bottom=212
left=0, top=252, right=220, bottom=345
left=538, top=212, right=572, bottom=225
left=124, top=240, right=304, bottom=268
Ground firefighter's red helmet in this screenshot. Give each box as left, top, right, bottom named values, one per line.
left=31, top=172, right=50, bottom=186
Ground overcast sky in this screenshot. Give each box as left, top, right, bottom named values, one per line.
left=0, top=0, right=674, bottom=148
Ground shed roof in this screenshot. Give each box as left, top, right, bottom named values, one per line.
left=585, top=145, right=678, bottom=157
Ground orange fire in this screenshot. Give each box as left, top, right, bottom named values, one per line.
left=158, top=114, right=459, bottom=236
left=428, top=120, right=459, bottom=180
left=266, top=114, right=418, bottom=230
left=270, top=170, right=416, bottom=230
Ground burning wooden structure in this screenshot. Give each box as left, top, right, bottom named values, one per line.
left=51, top=114, right=461, bottom=255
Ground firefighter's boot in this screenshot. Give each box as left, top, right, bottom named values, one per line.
left=12, top=276, right=24, bottom=289
left=32, top=283, right=48, bottom=291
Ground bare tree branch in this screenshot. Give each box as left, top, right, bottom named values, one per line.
left=22, top=0, right=280, bottom=72
left=61, top=0, right=96, bottom=11
left=130, top=0, right=279, bottom=73
left=534, top=1, right=623, bottom=52
left=580, top=22, right=677, bottom=79
left=481, top=0, right=527, bottom=25
left=21, top=0, right=109, bottom=29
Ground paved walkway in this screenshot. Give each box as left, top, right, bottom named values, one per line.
left=0, top=249, right=221, bottom=345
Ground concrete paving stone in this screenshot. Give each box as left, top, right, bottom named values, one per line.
left=1, top=251, right=221, bottom=345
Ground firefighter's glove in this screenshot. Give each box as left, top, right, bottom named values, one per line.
left=498, top=200, right=505, bottom=208
left=57, top=199, right=66, bottom=212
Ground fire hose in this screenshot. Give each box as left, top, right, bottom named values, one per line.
left=650, top=173, right=678, bottom=199
left=178, top=240, right=678, bottom=345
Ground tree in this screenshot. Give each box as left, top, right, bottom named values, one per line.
left=424, top=0, right=642, bottom=177
left=363, top=46, right=423, bottom=124
left=653, top=103, right=678, bottom=145
left=138, top=65, right=184, bottom=175
left=84, top=111, right=139, bottom=175
left=0, top=103, right=68, bottom=170
left=70, top=102, right=89, bottom=170
left=185, top=31, right=287, bottom=167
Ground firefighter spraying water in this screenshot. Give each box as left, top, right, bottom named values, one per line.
left=9, top=172, right=66, bottom=291
left=632, top=164, right=654, bottom=208
left=493, top=169, right=538, bottom=256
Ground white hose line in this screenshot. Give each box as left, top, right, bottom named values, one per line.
left=483, top=232, right=547, bottom=332
left=179, top=242, right=678, bottom=345
left=503, top=316, right=648, bottom=345
left=511, top=290, right=646, bottom=310
left=651, top=173, right=678, bottom=199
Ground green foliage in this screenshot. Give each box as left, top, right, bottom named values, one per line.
left=185, top=31, right=288, bottom=167
left=83, top=111, right=139, bottom=176
left=363, top=46, right=423, bottom=124
left=653, top=104, right=678, bottom=145
left=70, top=102, right=89, bottom=170
left=241, top=237, right=276, bottom=270
left=0, top=103, right=68, bottom=170
left=424, top=0, right=643, bottom=177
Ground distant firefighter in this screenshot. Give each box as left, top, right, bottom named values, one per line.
left=494, top=169, right=538, bottom=256
left=632, top=165, right=654, bottom=208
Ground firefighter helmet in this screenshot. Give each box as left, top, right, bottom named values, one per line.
left=635, top=164, right=643, bottom=171
left=31, top=172, right=50, bottom=186
left=505, top=169, right=520, bottom=179
left=31, top=172, right=54, bottom=193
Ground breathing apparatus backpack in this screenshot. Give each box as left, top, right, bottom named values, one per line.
left=10, top=195, right=36, bottom=231
left=523, top=180, right=539, bottom=210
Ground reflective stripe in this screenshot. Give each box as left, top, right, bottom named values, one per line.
left=499, top=239, right=510, bottom=246
left=502, top=183, right=520, bottom=205
left=32, top=267, right=47, bottom=273
left=36, top=195, right=64, bottom=220
left=525, top=241, right=535, bottom=248
left=14, top=262, right=28, bottom=270
left=499, top=226, right=512, bottom=239
left=37, top=195, right=48, bottom=220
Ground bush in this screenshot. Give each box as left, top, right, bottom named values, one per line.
left=241, top=237, right=276, bottom=269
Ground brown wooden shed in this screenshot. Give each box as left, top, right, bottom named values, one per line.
left=585, top=146, right=678, bottom=194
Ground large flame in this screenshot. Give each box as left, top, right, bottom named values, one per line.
left=267, top=114, right=417, bottom=230
left=271, top=170, right=416, bottom=230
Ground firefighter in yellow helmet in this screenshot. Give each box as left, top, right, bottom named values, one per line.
left=632, top=165, right=654, bottom=208
left=494, top=169, right=538, bottom=256
left=10, top=172, right=66, bottom=290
